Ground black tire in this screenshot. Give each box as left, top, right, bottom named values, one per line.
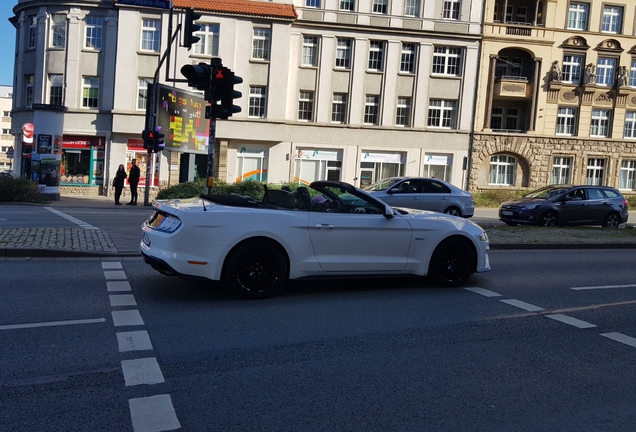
left=603, top=212, right=621, bottom=228
left=444, top=206, right=462, bottom=217
left=538, top=211, right=558, bottom=227
left=222, top=240, right=289, bottom=299
left=428, top=237, right=476, bottom=287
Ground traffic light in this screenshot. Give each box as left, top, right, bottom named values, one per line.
left=153, top=130, right=165, bottom=153
left=220, top=68, right=243, bottom=120
left=183, top=9, right=202, bottom=50
left=142, top=129, right=154, bottom=150
left=181, top=62, right=213, bottom=92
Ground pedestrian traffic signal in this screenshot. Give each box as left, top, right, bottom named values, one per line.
left=181, top=62, right=213, bottom=92
left=142, top=129, right=154, bottom=150
left=183, top=8, right=202, bottom=50
left=154, top=130, right=165, bottom=153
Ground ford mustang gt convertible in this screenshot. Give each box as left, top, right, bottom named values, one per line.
left=141, top=181, right=490, bottom=299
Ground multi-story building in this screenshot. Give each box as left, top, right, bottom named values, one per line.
left=0, top=85, right=14, bottom=173
left=470, top=0, right=636, bottom=195
left=9, top=0, right=484, bottom=196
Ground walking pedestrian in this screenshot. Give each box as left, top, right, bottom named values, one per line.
left=112, top=164, right=127, bottom=205
left=127, top=158, right=141, bottom=205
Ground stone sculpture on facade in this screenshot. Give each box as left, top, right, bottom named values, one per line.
left=584, top=63, right=596, bottom=84
left=617, top=66, right=628, bottom=87
left=550, top=60, right=562, bottom=82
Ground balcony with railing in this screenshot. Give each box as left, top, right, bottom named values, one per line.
left=486, top=0, right=551, bottom=39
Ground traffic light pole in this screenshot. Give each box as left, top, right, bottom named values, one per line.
left=143, top=82, right=156, bottom=207
left=206, top=119, right=216, bottom=195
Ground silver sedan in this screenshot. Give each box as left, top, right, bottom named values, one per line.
left=364, top=177, right=475, bottom=217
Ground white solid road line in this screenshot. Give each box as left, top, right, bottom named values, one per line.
left=0, top=318, right=106, bottom=331
left=44, top=207, right=99, bottom=230
left=545, top=314, right=597, bottom=329
left=129, top=395, right=181, bottom=432
left=500, top=299, right=545, bottom=312
left=571, top=284, right=636, bottom=291
left=600, top=332, right=636, bottom=348
left=121, top=357, right=165, bottom=386
left=464, top=287, right=502, bottom=297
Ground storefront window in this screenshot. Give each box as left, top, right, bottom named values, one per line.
left=236, top=147, right=268, bottom=182
left=60, top=136, right=105, bottom=185
left=126, top=139, right=159, bottom=186
left=294, top=149, right=342, bottom=185
left=359, top=152, right=405, bottom=188
left=423, top=154, right=453, bottom=182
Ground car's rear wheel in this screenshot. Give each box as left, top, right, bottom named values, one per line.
left=603, top=212, right=621, bottom=228
left=429, top=237, right=476, bottom=287
left=538, top=211, right=558, bottom=227
left=222, top=240, right=289, bottom=299
left=444, top=206, right=462, bottom=217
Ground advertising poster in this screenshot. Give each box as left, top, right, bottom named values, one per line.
left=157, top=85, right=210, bottom=154
left=32, top=154, right=61, bottom=194
left=37, top=134, right=52, bottom=154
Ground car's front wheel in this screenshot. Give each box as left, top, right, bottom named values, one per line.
left=538, top=211, right=558, bottom=227
left=603, top=212, right=621, bottom=228
left=222, top=240, right=289, bottom=299
left=444, top=206, right=462, bottom=217
left=428, top=237, right=476, bottom=287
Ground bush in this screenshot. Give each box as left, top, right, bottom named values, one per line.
left=472, top=189, right=526, bottom=208
left=155, top=180, right=301, bottom=201
left=0, top=175, right=44, bottom=203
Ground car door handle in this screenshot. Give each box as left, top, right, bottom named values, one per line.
left=314, top=224, right=335, bottom=229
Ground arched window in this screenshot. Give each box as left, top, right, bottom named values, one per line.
left=489, top=155, right=516, bottom=185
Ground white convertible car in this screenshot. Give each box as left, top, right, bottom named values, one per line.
left=141, top=181, right=490, bottom=299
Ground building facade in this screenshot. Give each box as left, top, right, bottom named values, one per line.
left=0, top=86, right=13, bottom=173
left=470, top=0, right=636, bottom=195
left=9, top=0, right=484, bottom=195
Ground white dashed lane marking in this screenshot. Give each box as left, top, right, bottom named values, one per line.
left=601, top=332, right=636, bottom=348
left=102, top=262, right=123, bottom=270
left=45, top=207, right=99, bottom=230
left=464, top=287, right=502, bottom=297
left=116, top=330, right=154, bottom=352
left=104, top=270, right=128, bottom=280
left=545, top=314, right=597, bottom=329
left=129, top=395, right=181, bottom=432
left=571, top=284, right=636, bottom=291
left=112, top=310, right=145, bottom=327
left=121, top=357, right=165, bottom=386
left=107, top=281, right=132, bottom=292
left=109, top=294, right=138, bottom=307
left=500, top=299, right=545, bottom=312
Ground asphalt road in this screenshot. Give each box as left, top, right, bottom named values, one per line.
left=1, top=249, right=635, bottom=431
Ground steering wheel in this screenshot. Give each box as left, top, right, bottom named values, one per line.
left=327, top=200, right=341, bottom=213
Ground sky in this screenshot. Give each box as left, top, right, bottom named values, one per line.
left=0, top=1, right=17, bottom=86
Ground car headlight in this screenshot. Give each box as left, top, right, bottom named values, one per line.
left=519, top=204, right=538, bottom=210
left=478, top=232, right=489, bottom=242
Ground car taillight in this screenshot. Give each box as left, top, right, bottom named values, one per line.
left=622, top=199, right=629, bottom=207
left=469, top=194, right=474, bottom=202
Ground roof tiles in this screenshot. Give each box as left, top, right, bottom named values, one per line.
left=172, top=0, right=297, bottom=19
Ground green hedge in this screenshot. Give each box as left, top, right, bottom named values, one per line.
left=0, top=176, right=44, bottom=203
left=155, top=179, right=300, bottom=201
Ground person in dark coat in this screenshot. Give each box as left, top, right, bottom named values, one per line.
left=112, top=164, right=127, bottom=205
left=127, top=158, right=141, bottom=205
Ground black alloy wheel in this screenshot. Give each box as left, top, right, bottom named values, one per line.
left=538, top=211, right=558, bottom=227
left=222, top=240, right=289, bottom=299
left=603, top=212, right=621, bottom=228
left=429, top=237, right=476, bottom=287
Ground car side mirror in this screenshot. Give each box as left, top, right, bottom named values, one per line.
left=388, top=187, right=399, bottom=194
left=383, top=204, right=394, bottom=218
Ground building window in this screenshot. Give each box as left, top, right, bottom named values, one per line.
left=590, top=109, right=611, bottom=137
left=586, top=158, right=605, bottom=185
left=490, top=107, right=503, bottom=129
left=332, top=93, right=348, bottom=124
left=25, top=75, right=34, bottom=108
left=51, top=14, right=66, bottom=48
left=298, top=91, right=314, bottom=122
left=295, top=150, right=342, bottom=184
left=596, top=57, right=616, bottom=86
left=567, top=2, right=588, bottom=30
left=249, top=86, right=267, bottom=119
left=140, top=19, right=160, bottom=52
left=506, top=108, right=519, bottom=130
left=601, top=6, right=622, bottom=34
left=2, top=111, right=10, bottom=118
left=373, top=0, right=388, bottom=14
left=335, top=38, right=352, bottom=69
left=28, top=16, right=37, bottom=49
left=364, top=95, right=380, bottom=125
left=432, top=47, right=461, bottom=76
left=562, top=55, right=583, bottom=84
left=489, top=155, right=516, bottom=185
left=82, top=77, right=99, bottom=108
left=193, top=24, right=219, bottom=56
left=306, top=0, right=321, bottom=7
left=556, top=107, right=577, bottom=135
left=400, top=43, right=416, bottom=73
left=552, top=157, right=572, bottom=185
left=236, top=151, right=268, bottom=182
left=630, top=59, right=636, bottom=87
left=340, top=0, right=355, bottom=12
left=49, top=74, right=63, bottom=106
left=620, top=160, right=636, bottom=190
left=368, top=41, right=384, bottom=71
left=396, top=97, right=411, bottom=127
left=405, top=0, right=420, bottom=16
left=84, top=16, right=103, bottom=50
left=625, top=111, right=636, bottom=138
left=423, top=154, right=452, bottom=182
left=443, top=0, right=461, bottom=20
left=137, top=78, right=151, bottom=110
left=252, top=28, right=270, bottom=60
left=302, top=36, right=318, bottom=67
left=428, top=99, right=457, bottom=129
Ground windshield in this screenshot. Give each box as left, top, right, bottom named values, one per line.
left=524, top=186, right=571, bottom=199
left=363, top=178, right=400, bottom=192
